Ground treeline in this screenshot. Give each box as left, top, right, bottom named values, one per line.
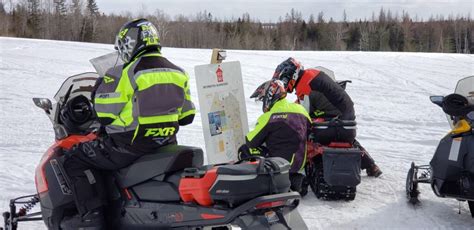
left=0, top=0, right=472, bottom=53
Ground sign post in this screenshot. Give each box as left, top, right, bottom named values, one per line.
left=195, top=50, right=249, bottom=164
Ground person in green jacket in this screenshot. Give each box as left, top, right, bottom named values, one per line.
left=239, top=79, right=311, bottom=192
left=62, top=19, right=195, bottom=229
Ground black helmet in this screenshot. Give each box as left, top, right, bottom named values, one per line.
left=251, top=79, right=287, bottom=112
left=59, top=95, right=96, bottom=134
left=115, top=18, right=161, bottom=63
left=272, top=57, right=303, bottom=93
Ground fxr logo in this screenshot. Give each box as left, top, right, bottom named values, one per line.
left=144, top=127, right=176, bottom=137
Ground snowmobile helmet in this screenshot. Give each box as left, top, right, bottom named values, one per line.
left=59, top=95, right=96, bottom=134
left=272, top=57, right=303, bottom=93
left=114, top=18, right=161, bottom=63
left=442, top=93, right=473, bottom=117
left=251, top=79, right=287, bottom=112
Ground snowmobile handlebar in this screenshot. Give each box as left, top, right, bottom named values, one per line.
left=431, top=94, right=474, bottom=118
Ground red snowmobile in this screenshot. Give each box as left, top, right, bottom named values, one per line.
left=301, top=119, right=362, bottom=201
left=300, top=78, right=362, bottom=201
left=2, top=54, right=307, bottom=230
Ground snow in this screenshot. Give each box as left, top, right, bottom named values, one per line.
left=1, top=37, right=473, bottom=229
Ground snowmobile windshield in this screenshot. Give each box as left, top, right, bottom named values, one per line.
left=455, top=76, right=474, bottom=105
left=53, top=73, right=99, bottom=104
left=53, top=52, right=122, bottom=104
left=89, top=52, right=124, bottom=77
left=446, top=76, right=474, bottom=128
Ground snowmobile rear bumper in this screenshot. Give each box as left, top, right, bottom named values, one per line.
left=3, top=193, right=307, bottom=230
left=2, top=194, right=42, bottom=230
left=119, top=191, right=307, bottom=229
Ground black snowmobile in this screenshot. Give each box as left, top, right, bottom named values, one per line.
left=299, top=68, right=362, bottom=201
left=406, top=76, right=474, bottom=217
left=2, top=54, right=308, bottom=230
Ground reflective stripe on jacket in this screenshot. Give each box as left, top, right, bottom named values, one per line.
left=94, top=51, right=195, bottom=153
left=246, top=98, right=311, bottom=173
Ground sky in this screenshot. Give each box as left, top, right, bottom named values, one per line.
left=96, top=0, right=473, bottom=22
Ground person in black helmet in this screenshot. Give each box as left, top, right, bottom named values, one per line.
left=238, top=79, right=312, bottom=192
left=273, top=57, right=382, bottom=177
left=61, top=19, right=195, bottom=229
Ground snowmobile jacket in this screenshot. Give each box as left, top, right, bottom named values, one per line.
left=295, top=69, right=355, bottom=120
left=308, top=91, right=342, bottom=119
left=246, top=98, right=311, bottom=173
left=93, top=51, right=195, bottom=154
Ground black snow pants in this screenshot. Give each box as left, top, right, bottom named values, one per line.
left=353, top=139, right=376, bottom=170
left=63, top=136, right=141, bottom=215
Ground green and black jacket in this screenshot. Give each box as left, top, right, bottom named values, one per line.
left=246, top=99, right=311, bottom=173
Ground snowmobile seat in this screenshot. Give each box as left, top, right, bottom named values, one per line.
left=116, top=145, right=204, bottom=188
left=132, top=172, right=183, bottom=202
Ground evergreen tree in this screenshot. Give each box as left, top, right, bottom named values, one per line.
left=82, top=0, right=99, bottom=42
left=26, top=0, right=40, bottom=37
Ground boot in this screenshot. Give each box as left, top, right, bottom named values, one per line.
left=60, top=208, right=105, bottom=230
left=366, top=164, right=382, bottom=177
left=289, top=173, right=305, bottom=193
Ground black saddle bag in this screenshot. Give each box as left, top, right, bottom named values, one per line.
left=210, top=157, right=291, bottom=206
left=322, top=147, right=361, bottom=187
left=312, top=120, right=357, bottom=145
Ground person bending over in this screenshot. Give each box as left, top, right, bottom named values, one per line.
left=239, top=79, right=311, bottom=192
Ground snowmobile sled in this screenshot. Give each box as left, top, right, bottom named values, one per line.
left=2, top=53, right=308, bottom=230
left=301, top=119, right=362, bottom=201
left=299, top=73, right=361, bottom=201
left=406, top=76, right=474, bottom=217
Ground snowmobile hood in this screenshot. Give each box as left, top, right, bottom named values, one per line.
left=451, top=119, right=472, bottom=135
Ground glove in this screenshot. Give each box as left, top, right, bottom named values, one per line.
left=255, top=146, right=269, bottom=157
left=237, top=144, right=252, bottom=160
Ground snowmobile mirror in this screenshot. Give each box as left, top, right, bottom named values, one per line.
left=467, top=111, right=474, bottom=121
left=33, top=98, right=52, bottom=114
left=430, top=96, right=444, bottom=107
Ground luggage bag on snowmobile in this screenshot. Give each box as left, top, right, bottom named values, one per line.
left=311, top=120, right=357, bottom=145
left=180, top=157, right=291, bottom=206
left=323, top=146, right=361, bottom=187
left=303, top=119, right=361, bottom=200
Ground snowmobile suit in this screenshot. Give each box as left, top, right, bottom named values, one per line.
left=308, top=91, right=341, bottom=119
left=246, top=98, right=311, bottom=173
left=94, top=50, right=195, bottom=154
left=63, top=50, right=195, bottom=224
left=295, top=69, right=355, bottom=120
left=296, top=69, right=377, bottom=170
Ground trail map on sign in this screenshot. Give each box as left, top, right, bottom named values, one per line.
left=195, top=61, right=249, bottom=164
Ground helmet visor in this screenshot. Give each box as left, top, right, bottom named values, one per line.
left=251, top=80, right=271, bottom=102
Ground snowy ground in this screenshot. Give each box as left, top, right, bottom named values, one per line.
left=0, top=37, right=473, bottom=229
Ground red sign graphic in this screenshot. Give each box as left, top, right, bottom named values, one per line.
left=216, top=65, right=223, bottom=83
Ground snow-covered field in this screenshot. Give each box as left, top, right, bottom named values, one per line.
left=0, top=37, right=473, bottom=229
